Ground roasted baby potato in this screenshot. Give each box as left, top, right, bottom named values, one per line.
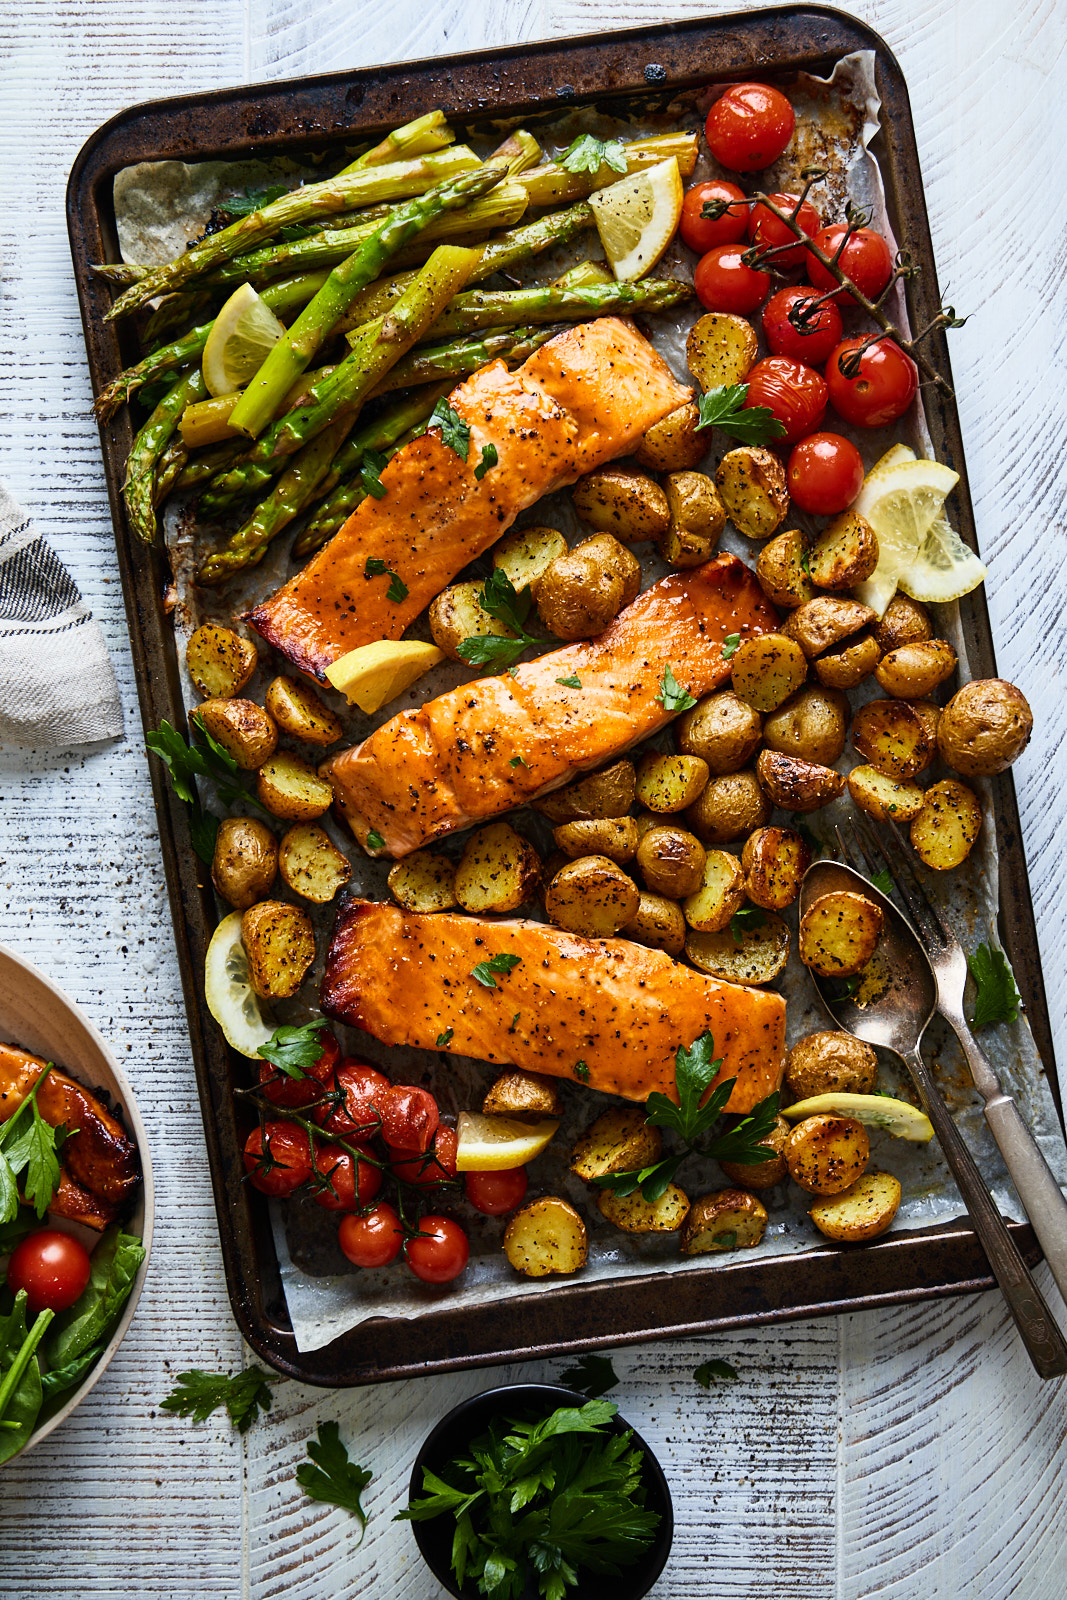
left=278, top=823, right=351, bottom=904
left=387, top=850, right=457, bottom=913
left=785, top=1115, right=870, bottom=1196
left=256, top=751, right=334, bottom=820
left=936, top=678, right=1033, bottom=777
left=798, top=891, right=883, bottom=977
left=544, top=855, right=640, bottom=936
left=874, top=639, right=957, bottom=700
left=756, top=750, right=846, bottom=812
left=492, top=524, right=568, bottom=597
left=503, top=1197, right=588, bottom=1277
left=741, top=827, right=812, bottom=911
left=455, top=822, right=541, bottom=914
left=719, top=1114, right=791, bottom=1189
left=730, top=633, right=808, bottom=713
left=813, top=631, right=883, bottom=691
left=621, top=891, right=687, bottom=957
left=756, top=528, right=815, bottom=611
left=676, top=691, right=762, bottom=774
left=681, top=849, right=745, bottom=932
left=809, top=1171, right=902, bottom=1241
left=911, top=699, right=942, bottom=763
left=241, top=900, right=315, bottom=1000
left=685, top=912, right=790, bottom=985
left=430, top=580, right=515, bottom=662
left=196, top=698, right=277, bottom=770
left=680, top=1189, right=769, bottom=1254
left=598, top=1183, right=690, bottom=1233
left=536, top=534, right=641, bottom=641
left=571, top=1106, right=662, bottom=1182
left=686, top=769, right=770, bottom=845
left=686, top=311, right=759, bottom=391
left=186, top=622, right=258, bottom=700
left=846, top=764, right=926, bottom=823
left=635, top=753, right=710, bottom=814
left=571, top=465, right=670, bottom=543
left=909, top=778, right=982, bottom=870
left=851, top=698, right=932, bottom=781
left=662, top=470, right=726, bottom=568
left=873, top=593, right=932, bottom=654
left=807, top=511, right=878, bottom=589
left=554, top=817, right=638, bottom=864
left=715, top=446, right=790, bottom=540
left=636, top=824, right=707, bottom=898
left=211, top=816, right=278, bottom=910
left=783, top=596, right=877, bottom=659
left=632, top=401, right=708, bottom=473
left=785, top=1032, right=878, bottom=1100
left=264, top=676, right=343, bottom=746
left=762, top=684, right=849, bottom=766
left=482, top=1070, right=563, bottom=1120
left=532, top=760, right=636, bottom=824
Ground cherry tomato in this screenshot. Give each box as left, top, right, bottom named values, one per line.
left=464, top=1167, right=529, bottom=1216
left=376, top=1085, right=439, bottom=1154
left=826, top=337, right=918, bottom=428
left=679, top=179, right=748, bottom=252
left=761, top=286, right=843, bottom=366
left=808, top=225, right=893, bottom=306
left=786, top=432, right=865, bottom=515
left=704, top=82, right=796, bottom=172
left=243, top=1122, right=313, bottom=1197
left=745, top=192, right=820, bottom=269
left=390, top=1126, right=458, bottom=1189
left=316, top=1060, right=391, bottom=1136
left=405, top=1215, right=470, bottom=1284
left=743, top=356, right=827, bottom=444
left=693, top=244, right=770, bottom=315
left=311, top=1141, right=382, bottom=1212
left=338, top=1203, right=404, bottom=1269
left=257, top=1029, right=340, bottom=1110
left=6, top=1229, right=92, bottom=1314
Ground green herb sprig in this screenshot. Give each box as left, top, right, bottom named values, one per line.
left=558, top=1353, right=619, bottom=1398
left=458, top=568, right=543, bottom=670
left=364, top=556, right=408, bottom=603
left=559, top=135, right=628, bottom=175
left=257, top=1019, right=329, bottom=1081
left=161, top=1365, right=278, bottom=1433
left=429, top=397, right=471, bottom=459
left=0, top=1067, right=67, bottom=1223
left=656, top=665, right=697, bottom=712
left=471, top=952, right=523, bottom=989
left=694, top=384, right=787, bottom=446
left=968, top=943, right=1022, bottom=1028
left=694, top=1359, right=737, bottom=1387
left=146, top=718, right=269, bottom=864
left=298, top=1421, right=373, bottom=1539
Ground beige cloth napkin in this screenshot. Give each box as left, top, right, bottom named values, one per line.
left=0, top=479, right=123, bottom=746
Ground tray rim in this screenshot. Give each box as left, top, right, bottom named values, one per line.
left=64, top=1, right=1061, bottom=1387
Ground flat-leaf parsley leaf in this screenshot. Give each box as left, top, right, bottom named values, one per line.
left=161, top=1366, right=278, bottom=1433
left=257, top=1018, right=329, bottom=1080
left=968, top=943, right=1021, bottom=1028
left=559, top=134, right=628, bottom=175
left=429, top=397, right=471, bottom=460
left=656, top=665, right=696, bottom=712
left=694, top=383, right=787, bottom=445
left=474, top=443, right=498, bottom=480
left=471, top=953, right=522, bottom=989
left=297, top=1421, right=373, bottom=1540
left=693, top=1358, right=738, bottom=1386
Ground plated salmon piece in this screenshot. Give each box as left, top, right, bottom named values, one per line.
left=327, top=552, right=779, bottom=857
left=321, top=902, right=786, bottom=1114
left=247, top=318, right=691, bottom=679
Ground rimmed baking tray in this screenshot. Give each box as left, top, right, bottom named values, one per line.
left=66, top=4, right=1061, bottom=1385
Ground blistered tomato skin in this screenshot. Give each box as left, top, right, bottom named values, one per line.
left=377, top=1085, right=440, bottom=1153
left=244, top=1122, right=314, bottom=1197
left=743, top=356, right=828, bottom=444
left=338, top=1203, right=404, bottom=1268
left=704, top=83, right=796, bottom=172
left=465, top=1167, right=529, bottom=1216
left=808, top=225, right=894, bottom=306
left=405, top=1216, right=470, bottom=1284
left=746, top=194, right=821, bottom=269
left=679, top=180, right=749, bottom=252
left=389, top=1126, right=459, bottom=1188
left=787, top=432, right=865, bottom=515
left=826, top=337, right=919, bottom=428
left=694, top=244, right=771, bottom=315
left=762, top=287, right=844, bottom=366
left=6, top=1230, right=92, bottom=1314
left=316, top=1060, right=391, bottom=1135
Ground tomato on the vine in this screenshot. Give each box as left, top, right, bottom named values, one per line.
left=787, top=432, right=865, bottom=515
left=694, top=244, right=770, bottom=315
left=257, top=1029, right=340, bottom=1110
left=826, top=337, right=918, bottom=428
left=405, top=1216, right=470, bottom=1284
left=6, top=1229, right=91, bottom=1314
left=389, top=1126, right=459, bottom=1189
left=679, top=179, right=748, bottom=252
left=807, top=225, right=893, bottom=305
left=338, top=1203, right=404, bottom=1269
left=743, top=356, right=827, bottom=443
left=311, top=1141, right=382, bottom=1212
left=316, top=1060, right=391, bottom=1137
left=464, top=1167, right=528, bottom=1216
left=745, top=192, right=820, bottom=269
left=761, top=286, right=843, bottom=365
left=376, top=1084, right=439, bottom=1154
left=243, top=1122, right=313, bottom=1197
left=704, top=82, right=795, bottom=172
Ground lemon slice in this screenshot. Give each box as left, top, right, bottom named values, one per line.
left=325, top=639, right=443, bottom=712
left=455, top=1112, right=560, bottom=1171
left=851, top=457, right=960, bottom=615
left=588, top=157, right=683, bottom=281
left=202, top=283, right=285, bottom=398
left=868, top=442, right=916, bottom=477
left=204, top=910, right=276, bottom=1058
left=783, top=1092, right=934, bottom=1142
left=897, top=513, right=987, bottom=604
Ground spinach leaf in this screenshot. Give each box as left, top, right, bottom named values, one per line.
left=44, top=1227, right=145, bottom=1369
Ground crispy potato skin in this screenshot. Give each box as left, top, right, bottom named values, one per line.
left=874, top=639, right=957, bottom=700
left=636, top=753, right=710, bottom=814
left=731, top=633, right=808, bottom=713
left=846, top=764, right=925, bottom=823
left=186, top=623, right=258, bottom=700
left=686, top=769, right=770, bottom=845
left=455, top=822, right=541, bottom=915
left=682, top=848, right=745, bottom=932
left=278, top=822, right=352, bottom=903
left=257, top=750, right=334, bottom=820
left=662, top=471, right=726, bottom=568
left=633, top=402, right=708, bottom=473
left=809, top=1171, right=902, bottom=1241
left=544, top=854, right=640, bottom=936
left=211, top=816, right=278, bottom=910
left=680, top=1188, right=769, bottom=1253
left=503, top=1197, right=588, bottom=1277
left=571, top=1106, right=662, bottom=1182
left=482, top=1070, right=563, bottom=1120
left=686, top=312, right=759, bottom=391
left=762, top=685, right=849, bottom=766
left=785, top=1114, right=870, bottom=1196
left=621, top=891, right=687, bottom=957
left=741, top=827, right=811, bottom=911
left=910, top=700, right=941, bottom=764
left=597, top=1183, right=690, bottom=1233
left=756, top=750, right=846, bottom=812
left=388, top=850, right=458, bottom=913
left=716, top=446, right=789, bottom=540
left=756, top=529, right=815, bottom=610
left=265, top=676, right=342, bottom=746
left=798, top=891, right=883, bottom=977
left=936, top=678, right=1033, bottom=777
left=808, top=511, right=878, bottom=589
left=554, top=816, right=639, bottom=864
left=429, top=579, right=516, bottom=662
left=786, top=1032, right=878, bottom=1099
left=241, top=900, right=316, bottom=1000
left=685, top=913, right=790, bottom=985
left=571, top=465, right=670, bottom=543
left=636, top=824, right=707, bottom=899
left=532, top=760, right=637, bottom=825
left=536, top=534, right=642, bottom=641
left=783, top=597, right=877, bottom=659
left=873, top=594, right=932, bottom=654
left=676, top=691, right=763, bottom=774
left=492, top=524, right=568, bottom=598
left=196, top=698, right=278, bottom=770
left=850, top=698, right=932, bottom=781
left=909, top=778, right=982, bottom=870
left=813, top=631, right=882, bottom=690
left=719, top=1114, right=791, bottom=1188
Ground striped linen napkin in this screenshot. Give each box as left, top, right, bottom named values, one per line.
left=0, top=479, right=123, bottom=746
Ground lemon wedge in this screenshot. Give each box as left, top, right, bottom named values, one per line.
left=782, top=1092, right=934, bottom=1142
left=202, top=283, right=286, bottom=398
left=455, top=1112, right=560, bottom=1171
left=588, top=157, right=683, bottom=281
left=867, top=442, right=916, bottom=477
left=851, top=456, right=960, bottom=615
left=325, top=639, right=443, bottom=712
left=898, top=513, right=988, bottom=604
left=203, top=910, right=276, bottom=1058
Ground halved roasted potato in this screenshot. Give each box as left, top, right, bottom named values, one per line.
left=936, top=679, right=1032, bottom=778
left=455, top=822, right=541, bottom=914
left=851, top=698, right=932, bottom=780
left=846, top=764, right=926, bottom=824
left=762, top=685, right=849, bottom=766
left=873, top=593, right=932, bottom=654
left=241, top=900, right=315, bottom=1000
left=195, top=698, right=277, bottom=770
left=741, top=827, right=811, bottom=911
left=715, top=446, right=789, bottom=540
left=553, top=816, right=638, bottom=864
left=730, top=633, right=808, bottom=713
left=387, top=849, right=458, bottom=913
left=430, top=580, right=515, bottom=662
left=492, top=524, right=568, bottom=597
left=786, top=1032, right=878, bottom=1100
left=783, top=597, right=877, bottom=659
left=686, top=769, right=770, bottom=845
left=635, top=824, right=707, bottom=898
left=798, top=891, right=883, bottom=977
left=264, top=676, right=343, bottom=746
left=785, top=1114, right=870, bottom=1196
left=874, top=639, right=957, bottom=700
left=676, top=691, right=763, bottom=774
left=211, top=816, right=278, bottom=910
left=532, top=760, right=636, bottom=824
left=536, top=534, right=642, bottom=641
left=256, top=751, right=334, bottom=820
left=681, top=849, right=745, bottom=932
left=278, top=822, right=351, bottom=904
left=503, top=1197, right=588, bottom=1277
left=679, top=1189, right=769, bottom=1254
left=597, top=1183, right=690, bottom=1233
left=571, top=1106, right=662, bottom=1182
left=482, top=1070, right=563, bottom=1121
left=544, top=854, right=640, bottom=936
left=813, top=631, right=883, bottom=691
left=911, top=699, right=942, bottom=764
left=686, top=311, right=759, bottom=392
left=571, top=465, right=670, bottom=543
left=756, top=528, right=815, bottom=610
left=633, top=401, right=708, bottom=473
left=685, top=912, right=790, bottom=985
left=718, top=1114, right=791, bottom=1189
left=909, top=778, right=982, bottom=870
left=808, top=511, right=878, bottom=590
left=620, top=891, right=687, bottom=957
left=809, top=1171, right=902, bottom=1241
left=186, top=623, right=258, bottom=700
left=635, top=752, right=710, bottom=814
left=662, top=471, right=726, bottom=569
left=756, top=750, right=845, bottom=812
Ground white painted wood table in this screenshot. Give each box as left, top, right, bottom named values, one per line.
left=1, top=2, right=1065, bottom=1595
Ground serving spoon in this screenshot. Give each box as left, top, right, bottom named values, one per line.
left=799, top=854, right=1067, bottom=1379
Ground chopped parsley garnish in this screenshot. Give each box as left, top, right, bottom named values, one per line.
left=694, top=1358, right=738, bottom=1386
left=473, top=443, right=498, bottom=480
left=574, top=1060, right=590, bottom=1082
left=471, top=952, right=523, bottom=989
left=458, top=568, right=541, bottom=670
left=359, top=449, right=389, bottom=500
left=509, top=755, right=530, bottom=769
left=556, top=673, right=582, bottom=689
left=694, top=383, right=787, bottom=445
left=656, top=664, right=697, bottom=712
left=297, top=1421, right=373, bottom=1541
left=366, top=830, right=385, bottom=851
left=558, top=1353, right=618, bottom=1398
left=559, top=134, right=628, bottom=175
left=721, top=633, right=741, bottom=661
left=364, top=556, right=407, bottom=602
left=429, top=397, right=471, bottom=460
left=729, top=905, right=766, bottom=947
left=257, top=1019, right=329, bottom=1080
left=870, top=868, right=894, bottom=896
left=436, top=1029, right=454, bottom=1048
left=0, top=1066, right=65, bottom=1222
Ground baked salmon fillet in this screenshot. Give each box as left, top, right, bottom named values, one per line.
left=327, top=552, right=778, bottom=856
left=247, top=317, right=691, bottom=678
left=322, top=903, right=786, bottom=1114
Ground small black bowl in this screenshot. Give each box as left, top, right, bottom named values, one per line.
left=406, top=1382, right=674, bottom=1600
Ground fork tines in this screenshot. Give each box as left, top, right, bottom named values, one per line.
left=853, top=813, right=951, bottom=950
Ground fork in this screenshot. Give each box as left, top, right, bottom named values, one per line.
left=848, top=815, right=1067, bottom=1307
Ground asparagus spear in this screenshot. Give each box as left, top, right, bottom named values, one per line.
left=340, top=110, right=454, bottom=172
left=369, top=321, right=567, bottom=396
left=153, top=437, right=189, bottom=505
left=123, top=368, right=204, bottom=543
left=173, top=438, right=249, bottom=493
